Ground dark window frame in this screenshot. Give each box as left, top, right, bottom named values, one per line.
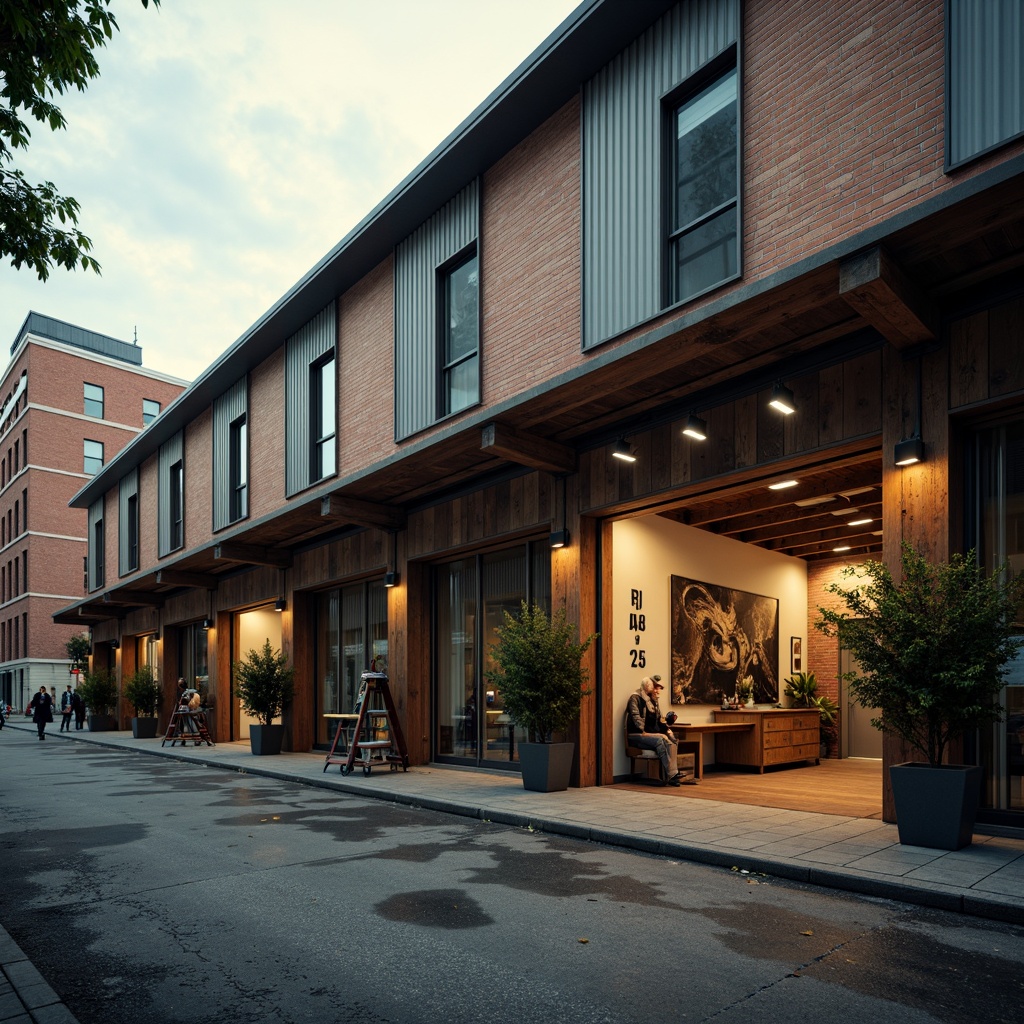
left=436, top=244, right=480, bottom=419
left=169, top=459, right=184, bottom=551
left=127, top=492, right=139, bottom=573
left=92, top=516, right=105, bottom=590
left=229, top=413, right=248, bottom=523
left=309, top=353, right=336, bottom=484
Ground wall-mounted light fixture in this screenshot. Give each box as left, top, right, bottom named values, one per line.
left=110, top=639, right=120, bottom=650
left=384, top=571, right=399, bottom=588
left=202, top=617, right=213, bottom=630
left=894, top=436, right=924, bottom=466
left=549, top=528, right=570, bottom=550
left=550, top=474, right=571, bottom=549
left=611, top=438, right=636, bottom=462
left=274, top=597, right=286, bottom=612
left=769, top=381, right=796, bottom=415
left=682, top=413, right=707, bottom=441
left=383, top=530, right=400, bottom=587
left=152, top=630, right=160, bottom=642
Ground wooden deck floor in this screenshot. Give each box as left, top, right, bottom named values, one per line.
left=614, top=757, right=883, bottom=818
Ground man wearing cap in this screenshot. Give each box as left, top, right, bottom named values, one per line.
left=625, top=674, right=683, bottom=785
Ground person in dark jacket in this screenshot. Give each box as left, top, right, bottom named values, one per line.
left=71, top=690, right=86, bottom=730
left=625, top=674, right=682, bottom=785
left=60, top=684, right=74, bottom=731
left=29, top=686, right=54, bottom=740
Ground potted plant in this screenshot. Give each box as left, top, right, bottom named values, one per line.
left=783, top=671, right=839, bottom=758
left=736, top=675, right=754, bottom=707
left=123, top=665, right=161, bottom=739
left=486, top=602, right=597, bottom=792
left=75, top=668, right=119, bottom=731
left=817, top=543, right=1024, bottom=849
left=234, top=639, right=295, bottom=755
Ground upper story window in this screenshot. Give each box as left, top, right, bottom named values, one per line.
left=142, top=399, right=161, bottom=426
left=119, top=469, right=140, bottom=576
left=84, top=439, right=104, bottom=475
left=669, top=61, right=738, bottom=305
left=169, top=459, right=184, bottom=550
left=127, top=493, right=139, bottom=572
left=158, top=431, right=185, bottom=557
left=84, top=382, right=104, bottom=419
left=229, top=414, right=248, bottom=522
left=310, top=355, right=336, bottom=484
left=88, top=499, right=104, bottom=592
left=439, top=248, right=479, bottom=417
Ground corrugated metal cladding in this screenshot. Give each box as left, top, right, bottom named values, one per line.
left=581, top=0, right=738, bottom=350
left=948, top=0, right=1023, bottom=167
left=285, top=303, right=336, bottom=498
left=87, top=498, right=104, bottom=591
left=118, top=469, right=138, bottom=576
left=212, top=376, right=247, bottom=531
left=394, top=179, right=479, bottom=441
left=157, top=431, right=183, bottom=557
left=17, top=311, right=143, bottom=365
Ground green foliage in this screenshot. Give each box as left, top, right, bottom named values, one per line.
left=76, top=667, right=118, bottom=715
left=123, top=664, right=160, bottom=717
left=64, top=632, right=91, bottom=670
left=486, top=602, right=597, bottom=744
left=234, top=639, right=295, bottom=727
left=783, top=670, right=838, bottom=724
left=0, top=0, right=159, bottom=279
left=817, top=543, right=1024, bottom=766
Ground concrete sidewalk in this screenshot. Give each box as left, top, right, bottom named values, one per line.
left=8, top=721, right=1024, bottom=930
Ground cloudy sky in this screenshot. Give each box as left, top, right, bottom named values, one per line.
left=1, top=0, right=580, bottom=383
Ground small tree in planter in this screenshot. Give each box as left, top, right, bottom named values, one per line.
left=123, top=665, right=161, bottom=739
left=486, top=602, right=597, bottom=792
left=234, top=639, right=295, bottom=755
left=75, top=669, right=119, bottom=731
left=817, top=543, right=1024, bottom=848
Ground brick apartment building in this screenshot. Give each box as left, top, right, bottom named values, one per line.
left=56, top=1, right=1024, bottom=831
left=2, top=313, right=187, bottom=711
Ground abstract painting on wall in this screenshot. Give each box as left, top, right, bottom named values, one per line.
left=669, top=575, right=779, bottom=705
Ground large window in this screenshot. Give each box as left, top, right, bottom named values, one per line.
left=92, top=515, right=105, bottom=590
left=434, top=540, right=550, bottom=769
left=126, top=493, right=139, bottom=573
left=314, top=580, right=388, bottom=748
left=229, top=414, right=248, bottom=522
left=669, top=62, right=738, bottom=305
left=310, top=355, right=336, bottom=484
left=169, top=459, right=183, bottom=550
left=439, top=248, right=479, bottom=417
left=84, top=439, right=104, bottom=475
left=84, top=382, right=104, bottom=418
left=177, top=622, right=209, bottom=701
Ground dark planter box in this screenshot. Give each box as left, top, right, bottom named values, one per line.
left=889, top=762, right=982, bottom=850
left=249, top=724, right=284, bottom=755
left=518, top=741, right=574, bottom=792
left=132, top=716, right=159, bottom=739
left=87, top=714, right=117, bottom=732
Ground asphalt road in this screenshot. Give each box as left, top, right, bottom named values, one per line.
left=2, top=729, right=1022, bottom=1024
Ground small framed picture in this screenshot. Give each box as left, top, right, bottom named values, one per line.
left=790, top=636, right=802, bottom=673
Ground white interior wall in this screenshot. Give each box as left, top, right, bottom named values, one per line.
left=611, top=516, right=807, bottom=776
left=237, top=607, right=283, bottom=733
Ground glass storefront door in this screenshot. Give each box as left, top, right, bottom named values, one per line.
left=434, top=540, right=550, bottom=769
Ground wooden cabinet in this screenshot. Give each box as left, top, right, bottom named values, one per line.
left=712, top=709, right=820, bottom=772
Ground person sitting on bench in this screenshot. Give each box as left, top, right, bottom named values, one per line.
left=626, top=674, right=684, bottom=786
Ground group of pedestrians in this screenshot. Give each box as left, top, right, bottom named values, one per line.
left=28, top=684, right=85, bottom=740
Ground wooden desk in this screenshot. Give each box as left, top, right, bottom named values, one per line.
left=713, top=708, right=820, bottom=771
left=668, top=722, right=755, bottom=780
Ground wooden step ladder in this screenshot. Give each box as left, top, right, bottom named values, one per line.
left=323, top=671, right=409, bottom=776
left=161, top=704, right=215, bottom=747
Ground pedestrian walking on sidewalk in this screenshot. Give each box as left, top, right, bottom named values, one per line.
left=29, top=686, right=54, bottom=741
left=60, top=685, right=74, bottom=732
left=71, top=690, right=85, bottom=730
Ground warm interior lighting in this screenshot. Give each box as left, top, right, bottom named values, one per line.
left=682, top=414, right=707, bottom=441
left=768, top=479, right=799, bottom=491
left=848, top=517, right=873, bottom=527
left=769, top=381, right=796, bottom=415
left=895, top=436, right=924, bottom=466
left=833, top=545, right=851, bottom=552
left=549, top=529, right=570, bottom=550
left=611, top=439, right=636, bottom=462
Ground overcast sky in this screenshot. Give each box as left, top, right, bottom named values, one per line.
left=1, top=0, right=580, bottom=383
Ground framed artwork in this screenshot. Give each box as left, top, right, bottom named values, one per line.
left=669, top=575, right=779, bottom=705
left=791, top=636, right=802, bottom=674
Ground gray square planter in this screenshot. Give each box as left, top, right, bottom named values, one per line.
left=889, top=762, right=982, bottom=850
left=518, top=741, right=575, bottom=792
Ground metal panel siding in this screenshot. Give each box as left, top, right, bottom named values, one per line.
left=212, top=376, right=247, bottom=531
left=118, top=469, right=138, bottom=576
left=157, top=431, right=183, bottom=558
left=285, top=303, right=336, bottom=497
left=395, top=180, right=479, bottom=440
left=582, top=0, right=738, bottom=349
left=87, top=499, right=103, bottom=591
left=948, top=0, right=1024, bottom=167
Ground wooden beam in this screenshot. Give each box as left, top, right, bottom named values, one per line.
left=213, top=542, right=292, bottom=569
left=320, top=495, right=406, bottom=531
left=839, top=246, right=938, bottom=349
left=156, top=569, right=218, bottom=589
left=480, top=422, right=576, bottom=474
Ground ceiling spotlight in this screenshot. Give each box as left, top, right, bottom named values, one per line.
left=769, top=381, right=796, bottom=415
left=682, top=414, right=707, bottom=441
left=848, top=517, right=873, bottom=527
left=611, top=439, right=636, bottom=463
left=768, top=479, right=799, bottom=491
left=833, top=545, right=852, bottom=553
left=895, top=436, right=924, bottom=466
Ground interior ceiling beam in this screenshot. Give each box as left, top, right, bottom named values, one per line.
left=213, top=542, right=292, bottom=569
left=102, top=591, right=163, bottom=607
left=729, top=500, right=883, bottom=544
left=765, top=523, right=882, bottom=554
left=320, top=495, right=406, bottom=531
left=155, top=569, right=218, bottom=589
left=839, top=246, right=938, bottom=349
left=480, top=422, right=577, bottom=475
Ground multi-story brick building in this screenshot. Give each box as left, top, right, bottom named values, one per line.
left=3, top=313, right=187, bottom=710
left=56, top=1, right=1024, bottom=832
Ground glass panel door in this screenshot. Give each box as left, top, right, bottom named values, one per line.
left=436, top=559, right=477, bottom=759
